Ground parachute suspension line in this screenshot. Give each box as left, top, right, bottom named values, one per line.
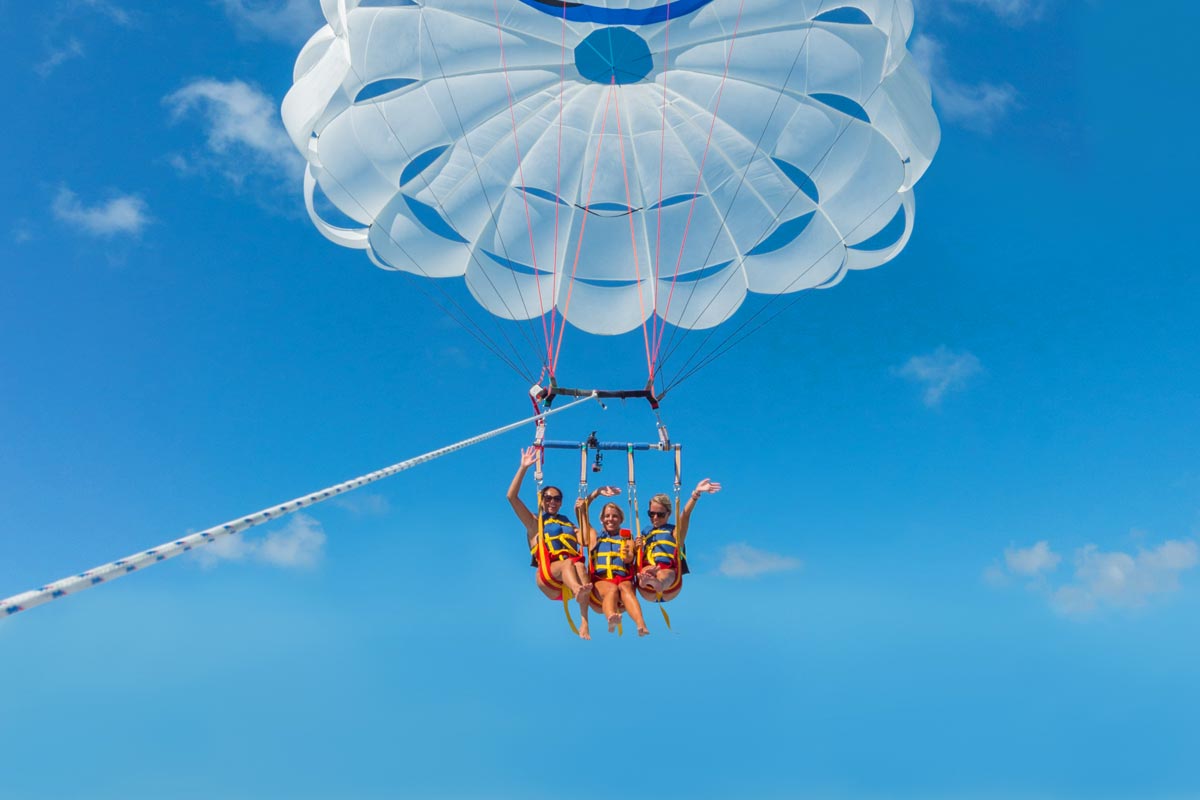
left=493, top=0, right=554, bottom=372
left=310, top=166, right=534, bottom=385
left=650, top=0, right=674, bottom=389
left=654, top=0, right=829, bottom=379
left=550, top=2, right=569, bottom=373
left=413, top=15, right=554, bottom=372
left=654, top=2, right=918, bottom=392
left=331, top=32, right=548, bottom=380
left=657, top=12, right=873, bottom=388
left=665, top=190, right=903, bottom=392
left=650, top=0, right=749, bottom=373
left=1, top=394, right=598, bottom=620
left=611, top=77, right=656, bottom=381
left=661, top=50, right=918, bottom=389
left=551, top=84, right=618, bottom=373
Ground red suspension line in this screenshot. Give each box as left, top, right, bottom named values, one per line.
left=651, top=1, right=673, bottom=383
left=612, top=77, right=656, bottom=380
left=550, top=4, right=568, bottom=365
left=652, top=0, right=748, bottom=372
left=552, top=84, right=617, bottom=373
left=493, top=0, right=553, bottom=373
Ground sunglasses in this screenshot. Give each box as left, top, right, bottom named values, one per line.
left=648, top=510, right=668, bottom=518
left=543, top=494, right=563, bottom=502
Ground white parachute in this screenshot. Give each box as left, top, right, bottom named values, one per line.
left=282, top=0, right=939, bottom=336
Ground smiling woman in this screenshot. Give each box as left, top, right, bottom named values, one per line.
left=281, top=0, right=938, bottom=391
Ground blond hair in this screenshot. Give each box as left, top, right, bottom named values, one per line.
left=648, top=493, right=672, bottom=515
left=599, top=502, right=624, bottom=523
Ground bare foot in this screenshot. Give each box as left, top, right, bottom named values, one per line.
left=639, top=571, right=661, bottom=592
left=607, top=613, right=621, bottom=634
left=576, top=582, right=593, bottom=604
left=638, top=626, right=650, bottom=637
left=578, top=620, right=591, bottom=640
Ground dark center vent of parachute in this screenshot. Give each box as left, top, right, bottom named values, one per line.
left=575, top=27, right=653, bottom=84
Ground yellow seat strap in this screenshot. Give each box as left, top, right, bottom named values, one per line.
left=562, top=585, right=579, bottom=636
left=539, top=511, right=579, bottom=636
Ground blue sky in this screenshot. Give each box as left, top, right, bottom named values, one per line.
left=2, top=1, right=1199, bottom=798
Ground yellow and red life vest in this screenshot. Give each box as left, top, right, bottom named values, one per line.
left=638, top=521, right=687, bottom=598
left=591, top=527, right=633, bottom=581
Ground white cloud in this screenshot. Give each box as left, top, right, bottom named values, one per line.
left=332, top=492, right=391, bottom=517
left=259, top=515, right=326, bottom=569
left=917, top=0, right=1049, bottom=24
left=13, top=220, right=35, bottom=244
left=895, top=345, right=982, bottom=407
left=75, top=0, right=134, bottom=27
left=219, top=0, right=324, bottom=45
left=1051, top=540, right=1199, bottom=615
left=989, top=537, right=1198, bottom=617
left=35, top=37, right=85, bottom=77
left=36, top=1, right=136, bottom=78
left=52, top=187, right=150, bottom=238
left=912, top=34, right=1018, bottom=135
left=1004, top=540, right=1060, bottom=576
left=165, top=78, right=302, bottom=185
left=194, top=513, right=327, bottom=570
left=719, top=543, right=802, bottom=579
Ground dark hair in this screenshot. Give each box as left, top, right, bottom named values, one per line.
left=539, top=486, right=564, bottom=510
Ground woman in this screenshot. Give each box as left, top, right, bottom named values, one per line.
left=578, top=496, right=649, bottom=637
left=637, top=478, right=721, bottom=602
left=507, top=446, right=613, bottom=640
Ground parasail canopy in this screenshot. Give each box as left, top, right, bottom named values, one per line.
left=282, top=0, right=939, bottom=378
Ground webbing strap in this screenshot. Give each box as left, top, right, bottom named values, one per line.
left=562, top=586, right=579, bottom=636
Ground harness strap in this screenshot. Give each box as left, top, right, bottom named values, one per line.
left=536, top=513, right=579, bottom=636
left=562, top=586, right=579, bottom=636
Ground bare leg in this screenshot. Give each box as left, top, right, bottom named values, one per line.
left=655, top=567, right=676, bottom=592
left=535, top=572, right=559, bottom=600
left=573, top=562, right=593, bottom=605
left=596, top=582, right=621, bottom=633
left=619, top=582, right=649, bottom=636
left=638, top=566, right=661, bottom=592
left=578, top=598, right=591, bottom=640
left=551, top=559, right=586, bottom=599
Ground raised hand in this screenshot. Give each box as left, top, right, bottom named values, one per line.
left=694, top=478, right=721, bottom=495
left=519, top=446, right=538, bottom=469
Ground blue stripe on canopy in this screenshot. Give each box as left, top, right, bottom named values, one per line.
left=515, top=0, right=715, bottom=26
